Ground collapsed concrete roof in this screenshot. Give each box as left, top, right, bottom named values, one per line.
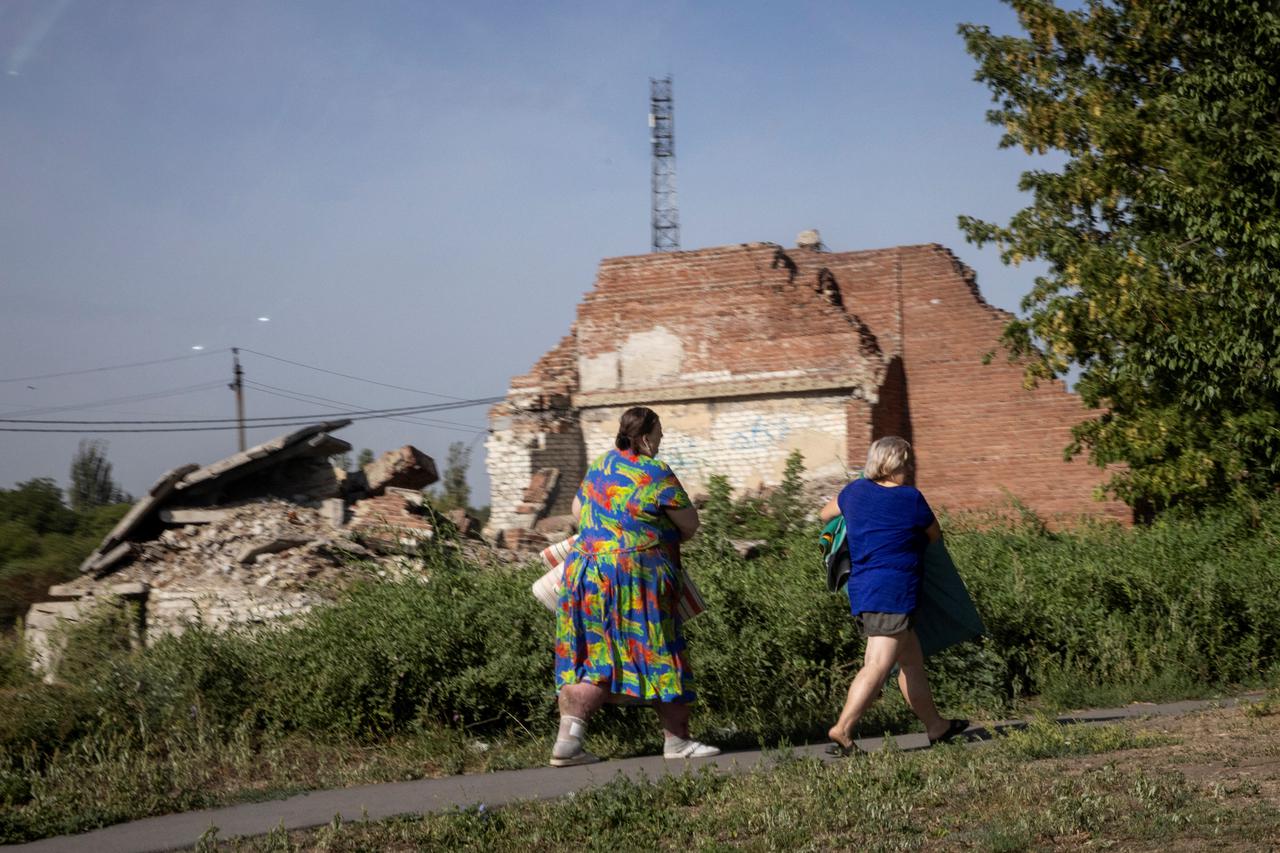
left=80, top=421, right=353, bottom=576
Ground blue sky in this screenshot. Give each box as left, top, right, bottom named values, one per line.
left=0, top=0, right=1049, bottom=503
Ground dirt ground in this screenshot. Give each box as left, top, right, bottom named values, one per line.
left=1046, top=701, right=1280, bottom=850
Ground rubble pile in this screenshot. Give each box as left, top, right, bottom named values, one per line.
left=23, top=422, right=497, bottom=674
left=58, top=500, right=379, bottom=597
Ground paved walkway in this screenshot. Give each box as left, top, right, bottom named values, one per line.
left=8, top=694, right=1260, bottom=853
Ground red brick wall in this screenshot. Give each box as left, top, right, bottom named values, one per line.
left=497, top=241, right=1129, bottom=527
left=577, top=244, right=881, bottom=382
left=820, top=244, right=1130, bottom=524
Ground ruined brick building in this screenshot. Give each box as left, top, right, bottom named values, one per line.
left=486, top=236, right=1129, bottom=533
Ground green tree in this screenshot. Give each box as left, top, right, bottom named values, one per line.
left=69, top=440, right=126, bottom=513
left=433, top=442, right=472, bottom=512
left=356, top=448, right=375, bottom=469
left=0, top=478, right=128, bottom=629
left=0, top=478, right=75, bottom=535
left=959, top=0, right=1280, bottom=512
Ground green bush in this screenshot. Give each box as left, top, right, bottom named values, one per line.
left=949, top=498, right=1280, bottom=705
left=256, top=564, right=555, bottom=739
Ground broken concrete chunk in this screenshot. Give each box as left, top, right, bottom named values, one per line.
left=534, top=513, right=576, bottom=540
left=160, top=507, right=233, bottom=524
left=729, top=539, right=767, bottom=560
left=235, top=537, right=314, bottom=565
left=84, top=541, right=140, bottom=577
left=498, top=528, right=550, bottom=553
left=384, top=487, right=425, bottom=506
left=363, top=446, right=438, bottom=494
left=444, top=509, right=484, bottom=540
left=320, top=498, right=346, bottom=528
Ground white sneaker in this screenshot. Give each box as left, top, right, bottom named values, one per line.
left=549, top=747, right=601, bottom=767
left=663, top=740, right=721, bottom=759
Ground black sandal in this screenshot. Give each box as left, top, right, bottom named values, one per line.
left=929, top=718, right=970, bottom=746
left=824, top=742, right=857, bottom=757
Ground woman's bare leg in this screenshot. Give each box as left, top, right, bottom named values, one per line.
left=893, top=630, right=949, bottom=739
left=653, top=701, right=691, bottom=739
left=551, top=682, right=610, bottom=765
left=828, top=635, right=900, bottom=748
left=559, top=681, right=609, bottom=720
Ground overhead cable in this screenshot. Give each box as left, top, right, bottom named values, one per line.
left=239, top=348, right=466, bottom=400
left=0, top=394, right=504, bottom=427
left=0, top=349, right=229, bottom=384
left=0, top=381, right=229, bottom=419
left=0, top=395, right=503, bottom=426
left=244, top=381, right=488, bottom=434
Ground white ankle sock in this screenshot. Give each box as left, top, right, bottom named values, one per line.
left=552, top=715, right=587, bottom=759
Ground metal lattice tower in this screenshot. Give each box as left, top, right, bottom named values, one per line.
left=649, top=77, right=679, bottom=252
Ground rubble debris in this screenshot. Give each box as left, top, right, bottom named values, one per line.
left=363, top=446, right=439, bottom=495
left=444, top=509, right=483, bottom=540
left=82, top=464, right=198, bottom=574
left=497, top=528, right=550, bottom=554
left=533, top=513, right=576, bottom=540
left=78, top=422, right=353, bottom=576
left=22, top=422, right=544, bottom=676
left=320, top=497, right=346, bottom=528
left=160, top=507, right=233, bottom=524
left=236, top=536, right=313, bottom=565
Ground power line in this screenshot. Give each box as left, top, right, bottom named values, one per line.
left=244, top=381, right=487, bottom=434
left=239, top=348, right=467, bottom=400
left=0, top=394, right=504, bottom=432
left=0, top=349, right=230, bottom=384
left=0, top=381, right=229, bottom=419
left=0, top=395, right=504, bottom=426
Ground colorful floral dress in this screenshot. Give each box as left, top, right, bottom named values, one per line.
left=554, top=448, right=695, bottom=703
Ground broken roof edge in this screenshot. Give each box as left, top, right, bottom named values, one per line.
left=79, top=420, right=353, bottom=576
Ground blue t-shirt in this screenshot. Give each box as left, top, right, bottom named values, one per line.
left=837, top=478, right=936, bottom=615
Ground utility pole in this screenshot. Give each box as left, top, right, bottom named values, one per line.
left=650, top=76, right=680, bottom=252
left=230, top=347, right=246, bottom=451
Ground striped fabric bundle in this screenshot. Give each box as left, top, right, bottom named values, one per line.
left=531, top=534, right=707, bottom=622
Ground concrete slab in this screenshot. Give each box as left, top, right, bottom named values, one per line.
left=79, top=465, right=198, bottom=574
left=159, top=508, right=233, bottom=525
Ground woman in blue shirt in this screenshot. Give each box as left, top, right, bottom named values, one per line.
left=818, top=436, right=968, bottom=754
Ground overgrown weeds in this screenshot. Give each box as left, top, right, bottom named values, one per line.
left=2, top=494, right=1279, bottom=843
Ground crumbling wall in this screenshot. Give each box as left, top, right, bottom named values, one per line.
left=485, top=243, right=882, bottom=521
left=485, top=407, right=584, bottom=532
left=807, top=244, right=1130, bottom=523
left=485, top=332, right=586, bottom=532
left=488, top=239, right=1129, bottom=532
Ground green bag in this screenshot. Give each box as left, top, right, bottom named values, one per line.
left=819, top=515, right=985, bottom=658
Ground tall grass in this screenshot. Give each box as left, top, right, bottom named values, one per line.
left=1, top=496, right=1278, bottom=842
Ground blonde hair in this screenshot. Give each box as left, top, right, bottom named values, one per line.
left=865, top=436, right=912, bottom=481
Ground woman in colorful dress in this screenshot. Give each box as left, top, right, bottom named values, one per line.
left=550, top=406, right=721, bottom=766
left=818, top=436, right=968, bottom=755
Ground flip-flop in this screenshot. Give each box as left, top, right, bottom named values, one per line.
left=824, top=742, right=857, bottom=757
left=928, top=718, right=970, bottom=746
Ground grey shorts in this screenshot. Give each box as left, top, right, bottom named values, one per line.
left=855, top=611, right=914, bottom=638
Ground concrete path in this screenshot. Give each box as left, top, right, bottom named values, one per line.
left=7, top=694, right=1260, bottom=853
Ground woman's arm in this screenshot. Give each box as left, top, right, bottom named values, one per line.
left=818, top=496, right=841, bottom=523
left=665, top=505, right=700, bottom=542
left=924, top=519, right=942, bottom=543
left=571, top=495, right=582, bottom=518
